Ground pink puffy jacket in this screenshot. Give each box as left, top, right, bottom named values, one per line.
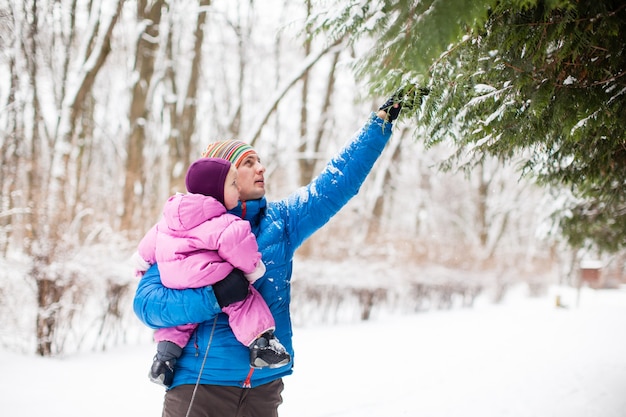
left=137, top=193, right=264, bottom=289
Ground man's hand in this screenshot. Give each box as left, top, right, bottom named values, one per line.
left=378, top=87, right=430, bottom=122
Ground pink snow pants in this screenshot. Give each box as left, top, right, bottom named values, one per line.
left=154, top=285, right=274, bottom=348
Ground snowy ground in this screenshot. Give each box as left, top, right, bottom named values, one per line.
left=3, top=285, right=626, bottom=417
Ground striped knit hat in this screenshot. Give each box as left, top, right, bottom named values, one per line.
left=202, top=140, right=256, bottom=168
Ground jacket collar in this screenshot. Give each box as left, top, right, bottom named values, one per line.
left=229, top=197, right=267, bottom=235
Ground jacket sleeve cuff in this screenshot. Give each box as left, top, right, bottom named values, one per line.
left=244, top=262, right=266, bottom=284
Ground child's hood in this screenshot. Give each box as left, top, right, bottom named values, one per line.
left=162, top=193, right=226, bottom=231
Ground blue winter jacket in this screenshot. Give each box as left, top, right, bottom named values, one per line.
left=133, top=114, right=393, bottom=389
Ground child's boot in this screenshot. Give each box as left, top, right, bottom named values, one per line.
left=249, top=330, right=291, bottom=369
left=149, top=341, right=183, bottom=387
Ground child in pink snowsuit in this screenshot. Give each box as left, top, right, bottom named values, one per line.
left=134, top=158, right=290, bottom=387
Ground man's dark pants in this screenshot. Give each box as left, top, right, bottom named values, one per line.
left=162, top=379, right=284, bottom=417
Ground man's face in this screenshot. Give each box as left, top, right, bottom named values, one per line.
left=236, top=153, right=265, bottom=201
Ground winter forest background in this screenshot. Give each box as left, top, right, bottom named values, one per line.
left=1, top=0, right=625, bottom=357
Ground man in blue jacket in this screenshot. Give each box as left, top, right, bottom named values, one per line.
left=134, top=99, right=404, bottom=417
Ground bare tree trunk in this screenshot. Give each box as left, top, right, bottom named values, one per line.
left=169, top=0, right=211, bottom=194
left=366, top=130, right=402, bottom=240
left=26, top=0, right=123, bottom=356
left=73, top=95, right=96, bottom=223
left=21, top=0, right=44, bottom=258
left=43, top=0, right=122, bottom=247
left=475, top=161, right=512, bottom=261
left=22, top=2, right=51, bottom=354
left=0, top=10, right=20, bottom=256
left=225, top=0, right=248, bottom=138
left=294, top=3, right=344, bottom=187
left=297, top=0, right=313, bottom=187
left=120, top=0, right=165, bottom=231
left=307, top=49, right=340, bottom=181
left=34, top=255, right=61, bottom=356
left=360, top=128, right=406, bottom=244
left=163, top=18, right=179, bottom=188
left=476, top=162, right=490, bottom=247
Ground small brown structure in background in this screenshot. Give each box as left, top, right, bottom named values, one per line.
left=580, top=260, right=603, bottom=289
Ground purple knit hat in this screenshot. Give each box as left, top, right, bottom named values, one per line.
left=185, top=158, right=232, bottom=205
